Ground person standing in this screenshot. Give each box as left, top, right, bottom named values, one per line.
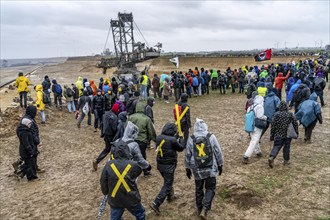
left=93, top=103, right=119, bottom=171
left=63, top=85, right=76, bottom=113
left=76, top=76, right=84, bottom=97
left=111, top=77, right=119, bottom=97
left=92, top=89, right=105, bottom=132
left=140, top=71, right=148, bottom=100
left=35, top=85, right=46, bottom=124
left=313, top=73, right=326, bottom=107
left=145, top=97, right=155, bottom=123
left=269, top=101, right=299, bottom=168
left=77, top=90, right=92, bottom=128
left=42, top=75, right=52, bottom=106
left=100, top=142, right=146, bottom=220
left=295, top=93, right=323, bottom=143
left=152, top=74, right=161, bottom=99
left=178, top=93, right=191, bottom=148
left=51, top=79, right=63, bottom=110
left=15, top=72, right=31, bottom=109
left=72, top=83, right=79, bottom=111
left=210, top=70, right=218, bottom=91
left=150, top=123, right=184, bottom=215
left=238, top=68, right=246, bottom=94
left=243, top=95, right=267, bottom=163
left=162, top=78, right=171, bottom=103
left=128, top=102, right=156, bottom=176
left=16, top=116, right=38, bottom=181
left=185, top=119, right=224, bottom=219
left=274, top=71, right=290, bottom=100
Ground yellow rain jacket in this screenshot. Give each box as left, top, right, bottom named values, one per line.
left=257, top=86, right=267, bottom=97
left=141, top=75, right=148, bottom=86
left=35, top=85, right=45, bottom=111
left=15, top=76, right=31, bottom=93
left=76, top=77, right=84, bottom=96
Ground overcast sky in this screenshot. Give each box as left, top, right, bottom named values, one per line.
left=1, top=1, right=329, bottom=59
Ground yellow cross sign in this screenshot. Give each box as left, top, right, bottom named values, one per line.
left=196, top=143, right=206, bottom=157
left=156, top=139, right=165, bottom=157
left=174, top=104, right=189, bottom=137
left=110, top=163, right=132, bottom=198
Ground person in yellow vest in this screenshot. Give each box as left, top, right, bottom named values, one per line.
left=15, top=72, right=31, bottom=108
left=257, top=81, right=267, bottom=97
left=140, top=72, right=148, bottom=100
left=75, top=77, right=84, bottom=96
left=35, top=85, right=46, bottom=124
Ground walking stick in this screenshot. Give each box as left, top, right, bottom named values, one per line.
left=97, top=195, right=108, bottom=220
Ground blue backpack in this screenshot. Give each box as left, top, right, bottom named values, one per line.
left=54, top=84, right=62, bottom=94
left=245, top=105, right=255, bottom=133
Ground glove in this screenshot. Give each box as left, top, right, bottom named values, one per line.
left=319, top=120, right=323, bottom=124
left=270, top=136, right=274, bottom=141
left=218, top=165, right=223, bottom=176
left=185, top=168, right=192, bottom=179
left=146, top=164, right=152, bottom=171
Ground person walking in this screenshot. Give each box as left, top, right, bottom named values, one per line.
left=42, top=75, right=52, bottom=106
left=63, top=85, right=76, bottom=113
left=185, top=118, right=224, bottom=219
left=140, top=71, right=148, bottom=100
left=152, top=74, right=161, bottom=99
left=177, top=93, right=191, bottom=148
left=77, top=90, right=92, bottom=128
left=51, top=79, right=63, bottom=110
left=15, top=72, right=31, bottom=109
left=145, top=97, right=155, bottom=123
left=35, top=85, right=46, bottom=124
left=238, top=68, right=246, bottom=94
left=150, top=122, right=184, bottom=215
left=92, top=89, right=105, bottom=132
left=313, top=73, right=326, bottom=107
left=268, top=101, right=299, bottom=168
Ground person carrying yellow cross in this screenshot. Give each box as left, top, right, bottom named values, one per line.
left=150, top=122, right=184, bottom=215
left=100, top=137, right=146, bottom=220
left=176, top=93, right=191, bottom=148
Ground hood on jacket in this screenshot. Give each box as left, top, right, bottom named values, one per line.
left=100, top=77, right=104, bottom=82
left=112, top=77, right=116, bottom=81
left=161, top=122, right=177, bottom=136
left=44, top=75, right=49, bottom=81
left=84, top=82, right=90, bottom=87
left=135, top=102, right=146, bottom=113
left=295, top=79, right=302, bottom=85
left=118, top=111, right=127, bottom=122
left=82, top=90, right=88, bottom=96
left=123, top=121, right=139, bottom=140
left=90, top=80, right=95, bottom=85
left=77, top=77, right=82, bottom=81
left=26, top=105, right=37, bottom=119
left=254, top=95, right=264, bottom=106
left=52, top=79, right=57, bottom=84
left=36, top=85, right=43, bottom=92
left=194, top=118, right=208, bottom=134
left=278, top=72, right=283, bottom=77
left=180, top=93, right=188, bottom=102
left=113, top=139, right=131, bottom=160
left=21, top=118, right=32, bottom=128
left=252, top=91, right=259, bottom=99
left=17, top=76, right=26, bottom=82
left=259, top=82, right=265, bottom=87
left=147, top=97, right=155, bottom=107
left=309, top=92, right=318, bottom=101
left=260, top=77, right=266, bottom=82
left=279, top=101, right=288, bottom=111
left=288, top=77, right=295, bottom=84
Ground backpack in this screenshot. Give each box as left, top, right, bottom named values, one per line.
left=82, top=97, right=90, bottom=114
left=54, top=84, right=62, bottom=94
left=191, top=133, right=213, bottom=168
left=66, top=88, right=73, bottom=97
left=245, top=105, right=255, bottom=133
left=126, top=99, right=137, bottom=115
left=110, top=139, right=135, bottom=160
left=42, top=92, right=51, bottom=104
left=292, top=87, right=303, bottom=103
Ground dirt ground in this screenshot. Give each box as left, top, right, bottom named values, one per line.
left=0, top=57, right=329, bottom=220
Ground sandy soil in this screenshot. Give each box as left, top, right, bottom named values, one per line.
left=0, top=57, right=329, bottom=220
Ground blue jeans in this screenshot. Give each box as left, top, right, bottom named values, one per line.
left=270, top=138, right=291, bottom=161
left=140, top=85, right=147, bottom=100
left=67, top=101, right=76, bottom=112
left=110, top=204, right=146, bottom=220
left=239, top=82, right=244, bottom=93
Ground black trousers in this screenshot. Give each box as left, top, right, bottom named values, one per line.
left=195, top=176, right=216, bottom=211
left=182, top=128, right=189, bottom=148
left=315, top=90, right=325, bottom=106
left=96, top=135, right=114, bottom=163
left=205, top=84, right=209, bottom=95
left=136, top=141, right=148, bottom=160
left=219, top=84, right=226, bottom=94
left=54, top=93, right=62, bottom=108
left=19, top=92, right=28, bottom=108
left=260, top=121, right=271, bottom=140
left=22, top=157, right=37, bottom=180
left=305, top=120, right=317, bottom=141
left=154, top=171, right=175, bottom=206
left=211, top=81, right=217, bottom=90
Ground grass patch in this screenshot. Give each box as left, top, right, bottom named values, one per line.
left=247, top=175, right=290, bottom=196
left=315, top=217, right=330, bottom=220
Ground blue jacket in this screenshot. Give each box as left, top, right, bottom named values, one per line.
left=264, top=91, right=280, bottom=122
left=295, top=93, right=321, bottom=127
left=287, top=79, right=301, bottom=102
left=192, top=77, right=199, bottom=87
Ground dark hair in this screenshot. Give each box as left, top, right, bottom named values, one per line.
left=18, top=72, right=23, bottom=76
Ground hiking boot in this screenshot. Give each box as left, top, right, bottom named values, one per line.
left=37, top=168, right=46, bottom=173
left=256, top=153, right=263, bottom=158
left=77, top=124, right=81, bottom=129
left=199, top=208, right=208, bottom=220
left=94, top=128, right=97, bottom=132
left=283, top=160, right=290, bottom=166
left=304, top=138, right=311, bottom=144
left=150, top=202, right=160, bottom=215
left=167, top=194, right=179, bottom=202
left=268, top=156, right=274, bottom=168
left=242, top=156, right=249, bottom=164
left=196, top=208, right=202, bottom=216
left=41, top=121, right=46, bottom=124
left=12, top=159, right=22, bottom=173
left=16, top=168, right=25, bottom=179
left=93, top=160, right=98, bottom=171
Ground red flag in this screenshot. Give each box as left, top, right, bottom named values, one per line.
left=254, top=49, right=272, bottom=62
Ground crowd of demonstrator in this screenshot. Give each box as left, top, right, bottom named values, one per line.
left=13, top=55, right=328, bottom=220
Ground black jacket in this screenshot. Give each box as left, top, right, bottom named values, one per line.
left=178, top=101, right=191, bottom=129
left=16, top=123, right=37, bottom=159
left=42, top=79, right=51, bottom=93
left=112, top=80, right=118, bottom=95
left=100, top=143, right=142, bottom=209
left=92, top=94, right=105, bottom=112
left=102, top=110, right=118, bottom=137
left=156, top=123, right=184, bottom=173
left=104, top=93, right=116, bottom=111
left=23, top=115, right=40, bottom=146
left=77, top=94, right=92, bottom=111
left=145, top=101, right=154, bottom=123
left=72, top=86, right=79, bottom=99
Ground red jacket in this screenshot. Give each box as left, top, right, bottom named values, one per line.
left=274, top=72, right=290, bottom=89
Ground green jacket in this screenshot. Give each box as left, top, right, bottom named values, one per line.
left=211, top=70, right=218, bottom=79
left=128, top=102, right=156, bottom=144
left=259, top=70, right=268, bottom=79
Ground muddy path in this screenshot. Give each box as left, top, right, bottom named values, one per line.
left=0, top=88, right=329, bottom=219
